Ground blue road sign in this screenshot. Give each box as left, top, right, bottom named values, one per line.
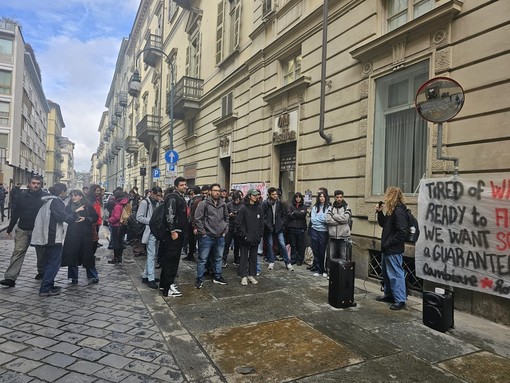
left=165, top=150, right=179, bottom=164
left=152, top=168, right=161, bottom=178
left=167, top=164, right=176, bottom=172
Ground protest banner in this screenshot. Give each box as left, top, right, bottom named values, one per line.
left=416, top=177, right=510, bottom=299
left=231, top=182, right=268, bottom=199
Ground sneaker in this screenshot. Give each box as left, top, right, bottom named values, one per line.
left=313, top=272, right=322, bottom=277
left=147, top=281, right=159, bottom=289
left=39, top=286, right=61, bottom=297
left=323, top=273, right=328, bottom=278
left=71, top=279, right=78, bottom=285
left=142, top=277, right=149, bottom=284
left=34, top=273, right=43, bottom=280
left=213, top=276, right=228, bottom=285
left=241, top=277, right=248, bottom=286
left=268, top=263, right=274, bottom=270
left=247, top=276, right=258, bottom=285
left=222, top=261, right=227, bottom=268
left=232, top=261, right=239, bottom=266
left=286, top=263, right=294, bottom=271
left=168, top=284, right=182, bottom=297
left=195, top=279, right=203, bottom=289
left=0, top=279, right=15, bottom=287
left=88, top=278, right=99, bottom=285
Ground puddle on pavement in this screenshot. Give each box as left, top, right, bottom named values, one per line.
left=200, top=317, right=363, bottom=382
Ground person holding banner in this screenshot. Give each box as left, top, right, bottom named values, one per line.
left=375, top=186, right=408, bottom=310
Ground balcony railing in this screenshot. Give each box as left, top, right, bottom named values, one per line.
left=125, top=136, right=139, bottom=154
left=143, top=33, right=163, bottom=67
left=136, top=114, right=161, bottom=145
left=118, top=91, right=128, bottom=107
left=167, top=76, right=203, bottom=119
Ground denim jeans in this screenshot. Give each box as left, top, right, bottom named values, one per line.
left=39, top=245, right=63, bottom=293
left=382, top=252, right=406, bottom=303
left=197, top=235, right=225, bottom=281
left=222, top=229, right=239, bottom=263
left=68, top=265, right=99, bottom=280
left=143, top=234, right=158, bottom=281
left=265, top=231, right=290, bottom=264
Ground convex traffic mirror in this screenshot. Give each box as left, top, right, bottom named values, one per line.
left=415, top=77, right=465, bottom=123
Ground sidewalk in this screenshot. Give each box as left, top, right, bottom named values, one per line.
left=0, top=229, right=509, bottom=382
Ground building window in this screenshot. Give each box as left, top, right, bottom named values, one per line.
left=262, top=0, right=273, bottom=17
left=216, top=0, right=241, bottom=64
left=221, top=92, right=233, bottom=117
left=187, top=118, right=196, bottom=137
left=372, top=60, right=428, bottom=195
left=0, top=37, right=13, bottom=57
left=386, top=0, right=434, bottom=32
left=167, top=0, right=176, bottom=22
left=0, top=70, right=12, bottom=95
left=283, top=54, right=302, bottom=85
left=186, top=32, right=201, bottom=78
left=0, top=101, right=9, bottom=126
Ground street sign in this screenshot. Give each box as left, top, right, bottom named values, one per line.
left=167, top=163, right=176, bottom=172
left=165, top=150, right=179, bottom=164
left=152, top=168, right=161, bottom=178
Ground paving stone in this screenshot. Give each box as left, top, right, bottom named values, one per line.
left=47, top=342, right=82, bottom=355
left=27, top=364, right=69, bottom=381
left=98, top=354, right=133, bottom=369
left=0, top=340, right=28, bottom=353
left=128, top=337, right=166, bottom=351
left=3, top=356, right=43, bottom=374
left=67, top=360, right=104, bottom=374
left=54, top=331, right=88, bottom=344
left=87, top=320, right=111, bottom=329
left=126, top=348, right=162, bottom=362
left=42, top=352, right=77, bottom=368
left=124, top=359, right=162, bottom=376
left=80, top=327, right=111, bottom=338
left=2, top=331, right=35, bottom=342
left=24, top=335, right=60, bottom=348
left=94, top=366, right=131, bottom=382
left=105, top=323, right=134, bottom=332
left=120, top=373, right=163, bottom=383
left=54, top=371, right=97, bottom=383
left=0, top=327, right=12, bottom=336
left=100, top=342, right=135, bottom=356
left=151, top=365, right=186, bottom=382
left=16, top=347, right=53, bottom=361
left=16, top=323, right=44, bottom=333
left=0, top=370, right=33, bottom=383
left=33, top=326, right=65, bottom=338
left=72, top=347, right=107, bottom=361
left=77, top=336, right=111, bottom=349
left=0, top=351, right=17, bottom=365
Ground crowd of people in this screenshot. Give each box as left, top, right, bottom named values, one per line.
left=0, top=175, right=409, bottom=310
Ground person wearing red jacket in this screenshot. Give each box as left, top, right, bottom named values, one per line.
left=107, top=190, right=129, bottom=264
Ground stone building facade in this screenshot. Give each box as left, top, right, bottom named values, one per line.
left=95, top=0, right=510, bottom=324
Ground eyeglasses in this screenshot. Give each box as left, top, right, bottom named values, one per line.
left=211, top=189, right=221, bottom=192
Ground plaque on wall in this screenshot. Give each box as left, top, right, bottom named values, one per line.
left=273, top=109, right=298, bottom=145
left=219, top=134, right=231, bottom=158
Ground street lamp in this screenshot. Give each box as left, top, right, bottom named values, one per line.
left=128, top=47, right=176, bottom=188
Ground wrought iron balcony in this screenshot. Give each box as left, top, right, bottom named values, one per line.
left=114, top=106, right=123, bottom=117
left=143, top=34, right=163, bottom=67
left=136, top=114, right=161, bottom=144
left=118, top=91, right=128, bottom=107
left=110, top=115, right=119, bottom=126
left=111, top=141, right=120, bottom=155
left=114, top=139, right=123, bottom=151
left=125, top=136, right=139, bottom=154
left=167, top=76, right=203, bottom=119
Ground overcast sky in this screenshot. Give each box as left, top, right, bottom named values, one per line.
left=2, top=0, right=139, bottom=172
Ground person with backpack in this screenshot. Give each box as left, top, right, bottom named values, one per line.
left=158, top=177, right=188, bottom=297
left=326, top=190, right=352, bottom=265
left=137, top=187, right=162, bottom=289
left=194, top=183, right=229, bottom=288
left=222, top=191, right=242, bottom=267
left=375, top=186, right=408, bottom=311
left=107, top=190, right=129, bottom=264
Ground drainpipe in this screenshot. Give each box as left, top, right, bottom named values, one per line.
left=319, top=0, right=332, bottom=144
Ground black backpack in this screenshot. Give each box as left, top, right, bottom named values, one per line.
left=149, top=202, right=169, bottom=241
left=405, top=207, right=420, bottom=243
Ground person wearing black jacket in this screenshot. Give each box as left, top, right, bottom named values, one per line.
left=222, top=191, right=243, bottom=267
left=236, top=189, right=264, bottom=285
left=376, top=186, right=408, bottom=311
left=262, top=187, right=293, bottom=271
left=159, top=177, right=188, bottom=297
left=0, top=176, right=47, bottom=288
left=287, top=192, right=308, bottom=266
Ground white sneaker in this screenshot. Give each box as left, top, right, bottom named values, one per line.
left=268, top=263, right=274, bottom=270
left=323, top=273, right=328, bottom=278
left=313, top=272, right=322, bottom=277
left=168, top=284, right=182, bottom=297
left=241, top=277, right=248, bottom=286
left=286, top=263, right=294, bottom=271
left=247, top=276, right=258, bottom=285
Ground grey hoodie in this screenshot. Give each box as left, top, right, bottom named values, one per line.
left=194, top=196, right=229, bottom=238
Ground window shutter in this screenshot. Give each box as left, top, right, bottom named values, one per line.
left=233, top=0, right=241, bottom=49
left=216, top=0, right=224, bottom=64
left=196, top=33, right=201, bottom=78
left=185, top=44, right=190, bottom=76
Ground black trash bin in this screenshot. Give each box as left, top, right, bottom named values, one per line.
left=328, top=257, right=357, bottom=308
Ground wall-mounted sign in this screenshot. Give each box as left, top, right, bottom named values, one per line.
left=273, top=109, right=298, bottom=144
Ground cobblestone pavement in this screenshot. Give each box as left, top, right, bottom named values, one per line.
left=0, top=226, right=509, bottom=383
